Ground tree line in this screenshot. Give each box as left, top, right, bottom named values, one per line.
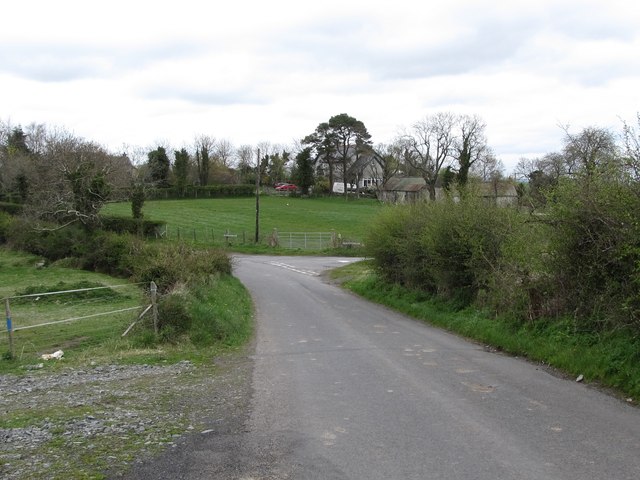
left=1, top=113, right=638, bottom=229
left=367, top=113, right=640, bottom=335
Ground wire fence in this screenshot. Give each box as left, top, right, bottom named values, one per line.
left=2, top=282, right=149, bottom=362
left=155, top=225, right=361, bottom=250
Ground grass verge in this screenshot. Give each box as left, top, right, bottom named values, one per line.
left=332, top=260, right=640, bottom=401
left=1, top=246, right=254, bottom=479
left=0, top=246, right=253, bottom=372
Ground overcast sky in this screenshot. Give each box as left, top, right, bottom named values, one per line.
left=1, top=0, right=638, bottom=171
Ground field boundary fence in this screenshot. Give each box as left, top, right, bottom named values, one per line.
left=156, top=225, right=250, bottom=246
left=2, top=282, right=156, bottom=360
left=155, top=225, right=360, bottom=250
left=269, top=230, right=338, bottom=250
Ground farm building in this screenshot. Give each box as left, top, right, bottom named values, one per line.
left=377, top=177, right=439, bottom=204
left=378, top=176, right=519, bottom=206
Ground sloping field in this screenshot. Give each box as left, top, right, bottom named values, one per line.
left=102, top=196, right=384, bottom=244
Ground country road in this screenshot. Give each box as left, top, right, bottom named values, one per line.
left=124, top=255, right=640, bottom=479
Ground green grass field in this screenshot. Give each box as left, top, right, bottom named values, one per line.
left=101, top=196, right=383, bottom=247
left=0, top=248, right=144, bottom=369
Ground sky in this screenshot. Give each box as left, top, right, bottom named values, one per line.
left=1, top=0, right=639, bottom=172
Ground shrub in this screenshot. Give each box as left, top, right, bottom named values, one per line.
left=368, top=197, right=525, bottom=309
left=7, top=219, right=89, bottom=260
left=0, top=202, right=23, bottom=215
left=424, top=198, right=521, bottom=307
left=130, top=242, right=231, bottom=292
left=545, top=176, right=640, bottom=331
left=144, top=184, right=255, bottom=200
left=83, top=231, right=140, bottom=277
left=99, top=215, right=166, bottom=237
left=0, top=212, right=12, bottom=243
left=157, top=288, right=192, bottom=337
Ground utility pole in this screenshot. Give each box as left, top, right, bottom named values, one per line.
left=255, top=148, right=260, bottom=244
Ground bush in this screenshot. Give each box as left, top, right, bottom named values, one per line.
left=368, top=198, right=520, bottom=308
left=157, top=288, right=192, bottom=338
left=7, top=219, right=89, bottom=260
left=99, top=215, right=166, bottom=237
left=0, top=212, right=12, bottom=243
left=366, top=205, right=436, bottom=291
left=145, top=184, right=255, bottom=200
left=130, top=242, right=231, bottom=292
left=0, top=202, right=23, bottom=215
left=83, top=231, right=140, bottom=277
left=545, top=176, right=640, bottom=331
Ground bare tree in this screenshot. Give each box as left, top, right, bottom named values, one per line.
left=561, top=125, right=619, bottom=178
left=455, top=114, right=488, bottom=186
left=402, top=112, right=457, bottom=200
left=471, top=150, right=503, bottom=181
left=371, top=142, right=403, bottom=189
left=215, top=139, right=235, bottom=167
left=24, top=129, right=123, bottom=229
left=622, top=113, right=640, bottom=181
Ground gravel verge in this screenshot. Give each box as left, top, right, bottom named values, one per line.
left=0, top=347, right=254, bottom=479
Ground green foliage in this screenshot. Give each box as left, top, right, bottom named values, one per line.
left=195, top=144, right=210, bottom=186
left=546, top=175, right=640, bottom=330
left=130, top=184, right=145, bottom=220
left=147, top=147, right=171, bottom=187
left=313, top=178, right=331, bottom=194
left=66, top=165, right=111, bottom=229
left=99, top=214, right=165, bottom=237
left=145, top=184, right=255, bottom=200
left=0, top=201, right=24, bottom=215
left=187, top=276, right=253, bottom=346
left=82, top=231, right=139, bottom=277
left=366, top=205, right=435, bottom=290
left=14, top=172, right=29, bottom=202
left=130, top=243, right=231, bottom=292
left=293, top=147, right=315, bottom=195
left=7, top=219, right=89, bottom=260
left=173, top=148, right=190, bottom=191
left=367, top=198, right=519, bottom=308
left=0, top=211, right=12, bottom=242
left=157, top=289, right=192, bottom=338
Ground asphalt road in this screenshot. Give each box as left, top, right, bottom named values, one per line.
left=122, top=255, right=640, bottom=479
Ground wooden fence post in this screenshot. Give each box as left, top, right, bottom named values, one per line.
left=5, top=298, right=15, bottom=359
left=150, top=282, right=158, bottom=334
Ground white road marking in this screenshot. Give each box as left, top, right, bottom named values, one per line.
left=269, top=261, right=320, bottom=277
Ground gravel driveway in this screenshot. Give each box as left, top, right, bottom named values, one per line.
left=0, top=346, right=254, bottom=479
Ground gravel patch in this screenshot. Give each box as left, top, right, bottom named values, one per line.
left=0, top=350, right=254, bottom=479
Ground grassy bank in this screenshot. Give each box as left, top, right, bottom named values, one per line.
left=333, top=260, right=640, bottom=401
left=0, top=247, right=253, bottom=373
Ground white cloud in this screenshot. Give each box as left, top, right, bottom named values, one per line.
left=1, top=0, right=639, bottom=172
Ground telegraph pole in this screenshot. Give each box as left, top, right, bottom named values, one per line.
left=255, top=148, right=260, bottom=244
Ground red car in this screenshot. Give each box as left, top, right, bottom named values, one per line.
left=275, top=183, right=298, bottom=191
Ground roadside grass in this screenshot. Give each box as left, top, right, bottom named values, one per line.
left=0, top=247, right=253, bottom=374
left=101, top=195, right=381, bottom=249
left=0, top=246, right=254, bottom=478
left=332, top=260, right=640, bottom=400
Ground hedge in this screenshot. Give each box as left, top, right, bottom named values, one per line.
left=99, top=215, right=166, bottom=237
left=145, top=184, right=255, bottom=200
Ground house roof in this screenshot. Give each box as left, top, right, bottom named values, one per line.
left=476, top=182, right=518, bottom=197
left=383, top=177, right=426, bottom=192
